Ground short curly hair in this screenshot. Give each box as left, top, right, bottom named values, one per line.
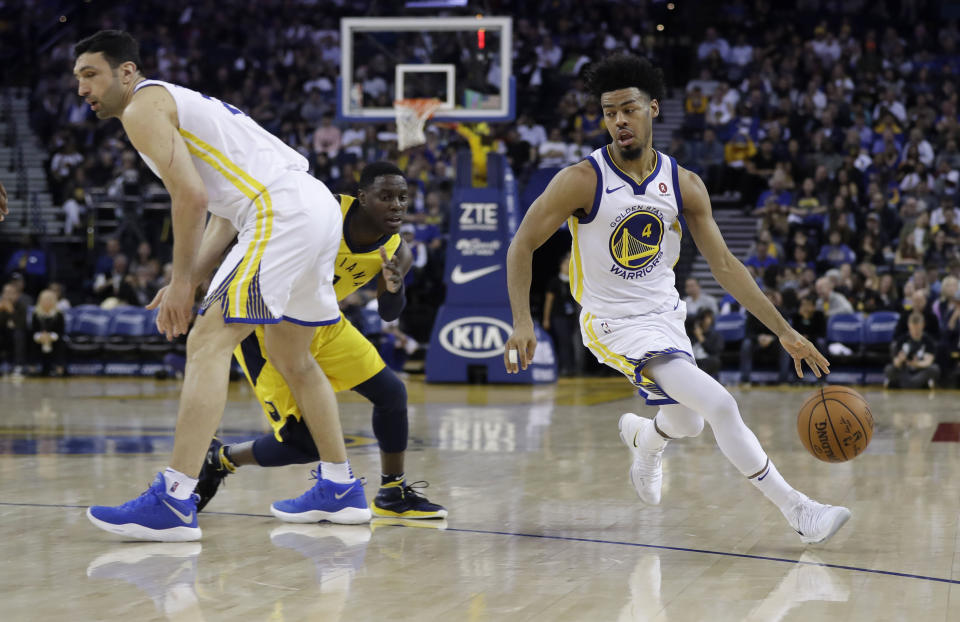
left=583, top=53, right=666, bottom=102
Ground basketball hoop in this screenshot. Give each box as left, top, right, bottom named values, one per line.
left=394, top=98, right=444, bottom=150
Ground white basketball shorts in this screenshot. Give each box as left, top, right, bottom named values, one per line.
left=201, top=171, right=341, bottom=326
left=579, top=299, right=695, bottom=405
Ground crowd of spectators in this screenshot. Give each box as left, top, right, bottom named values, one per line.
left=4, top=1, right=960, bottom=386
left=676, top=2, right=960, bottom=388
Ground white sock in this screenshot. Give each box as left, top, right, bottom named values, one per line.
left=163, top=467, right=198, bottom=500
left=321, top=460, right=354, bottom=484
left=749, top=460, right=804, bottom=515
left=639, top=416, right=668, bottom=451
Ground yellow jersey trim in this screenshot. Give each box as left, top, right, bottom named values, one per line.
left=180, top=129, right=274, bottom=318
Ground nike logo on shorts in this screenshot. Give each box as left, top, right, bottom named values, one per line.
left=450, top=264, right=502, bottom=284
left=162, top=499, right=195, bottom=524
left=334, top=485, right=355, bottom=500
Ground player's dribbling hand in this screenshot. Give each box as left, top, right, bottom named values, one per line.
left=779, top=328, right=830, bottom=378
left=147, top=281, right=194, bottom=341
left=379, top=246, right=402, bottom=293
left=504, top=320, right=537, bottom=374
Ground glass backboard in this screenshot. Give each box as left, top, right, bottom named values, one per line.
left=339, top=16, right=514, bottom=122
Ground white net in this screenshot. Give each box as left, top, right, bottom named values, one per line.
left=394, top=98, right=444, bottom=150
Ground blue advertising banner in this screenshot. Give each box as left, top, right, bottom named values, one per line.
left=425, top=154, right=556, bottom=383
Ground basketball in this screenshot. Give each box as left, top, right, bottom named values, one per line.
left=797, top=386, right=874, bottom=463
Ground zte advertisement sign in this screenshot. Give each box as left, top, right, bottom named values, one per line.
left=446, top=200, right=508, bottom=306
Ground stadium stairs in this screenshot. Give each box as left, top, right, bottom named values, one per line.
left=0, top=88, right=70, bottom=244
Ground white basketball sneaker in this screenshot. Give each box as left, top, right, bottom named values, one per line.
left=618, top=413, right=665, bottom=505
left=786, top=495, right=851, bottom=544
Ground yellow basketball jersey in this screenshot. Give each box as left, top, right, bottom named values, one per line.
left=333, top=194, right=402, bottom=300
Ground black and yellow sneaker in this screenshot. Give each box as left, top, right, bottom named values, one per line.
left=195, top=438, right=236, bottom=512
left=372, top=480, right=447, bottom=519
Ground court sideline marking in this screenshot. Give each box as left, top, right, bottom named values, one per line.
left=2, top=501, right=958, bottom=587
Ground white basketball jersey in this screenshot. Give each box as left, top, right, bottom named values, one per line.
left=132, top=79, right=309, bottom=229
left=568, top=146, right=684, bottom=318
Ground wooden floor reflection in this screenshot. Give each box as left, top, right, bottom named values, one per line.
left=2, top=375, right=959, bottom=621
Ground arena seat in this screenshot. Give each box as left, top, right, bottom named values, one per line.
left=714, top=313, right=746, bottom=343
left=862, top=310, right=900, bottom=365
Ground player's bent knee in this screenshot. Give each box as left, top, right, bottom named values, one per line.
left=673, top=412, right=705, bottom=437
left=659, top=405, right=705, bottom=438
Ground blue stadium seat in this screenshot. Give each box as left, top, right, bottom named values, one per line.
left=862, top=310, right=900, bottom=365
left=66, top=306, right=112, bottom=359
left=138, top=308, right=173, bottom=358
left=65, top=304, right=100, bottom=333
left=826, top=313, right=864, bottom=345
left=864, top=311, right=899, bottom=344
left=71, top=308, right=113, bottom=337
left=107, top=306, right=148, bottom=337
left=714, top=313, right=745, bottom=343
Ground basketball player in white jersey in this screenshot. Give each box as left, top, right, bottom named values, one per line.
left=75, top=30, right=370, bottom=541
left=504, top=53, right=850, bottom=545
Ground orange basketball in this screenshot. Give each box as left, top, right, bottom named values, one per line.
left=797, top=386, right=874, bottom=463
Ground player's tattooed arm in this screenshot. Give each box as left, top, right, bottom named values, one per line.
left=505, top=161, right=594, bottom=373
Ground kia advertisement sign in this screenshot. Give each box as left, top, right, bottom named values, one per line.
left=426, top=309, right=556, bottom=383
left=438, top=316, right=513, bottom=358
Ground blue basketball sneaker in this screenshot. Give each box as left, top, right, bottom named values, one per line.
left=271, top=472, right=371, bottom=524
left=87, top=473, right=202, bottom=542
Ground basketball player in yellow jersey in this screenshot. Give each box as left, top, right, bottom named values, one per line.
left=195, top=162, right=446, bottom=519
left=504, top=53, right=850, bottom=545
left=77, top=30, right=368, bottom=542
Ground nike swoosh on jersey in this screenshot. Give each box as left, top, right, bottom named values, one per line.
left=450, top=264, right=502, bottom=284
left=162, top=499, right=195, bottom=524
left=605, top=184, right=625, bottom=194
left=334, top=485, right=356, bottom=500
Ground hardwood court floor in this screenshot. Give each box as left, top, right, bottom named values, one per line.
left=1, top=375, right=959, bottom=621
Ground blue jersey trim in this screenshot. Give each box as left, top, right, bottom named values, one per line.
left=281, top=314, right=341, bottom=327
left=669, top=155, right=684, bottom=216
left=601, top=146, right=662, bottom=195
left=577, top=156, right=604, bottom=225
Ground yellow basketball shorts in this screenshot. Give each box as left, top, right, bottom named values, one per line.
left=233, top=313, right=386, bottom=439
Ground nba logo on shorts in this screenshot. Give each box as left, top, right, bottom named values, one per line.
left=600, top=320, right=611, bottom=334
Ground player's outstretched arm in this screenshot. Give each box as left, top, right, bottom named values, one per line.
left=504, top=161, right=595, bottom=373
left=376, top=240, right=413, bottom=321
left=122, top=86, right=208, bottom=340
left=680, top=167, right=829, bottom=378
